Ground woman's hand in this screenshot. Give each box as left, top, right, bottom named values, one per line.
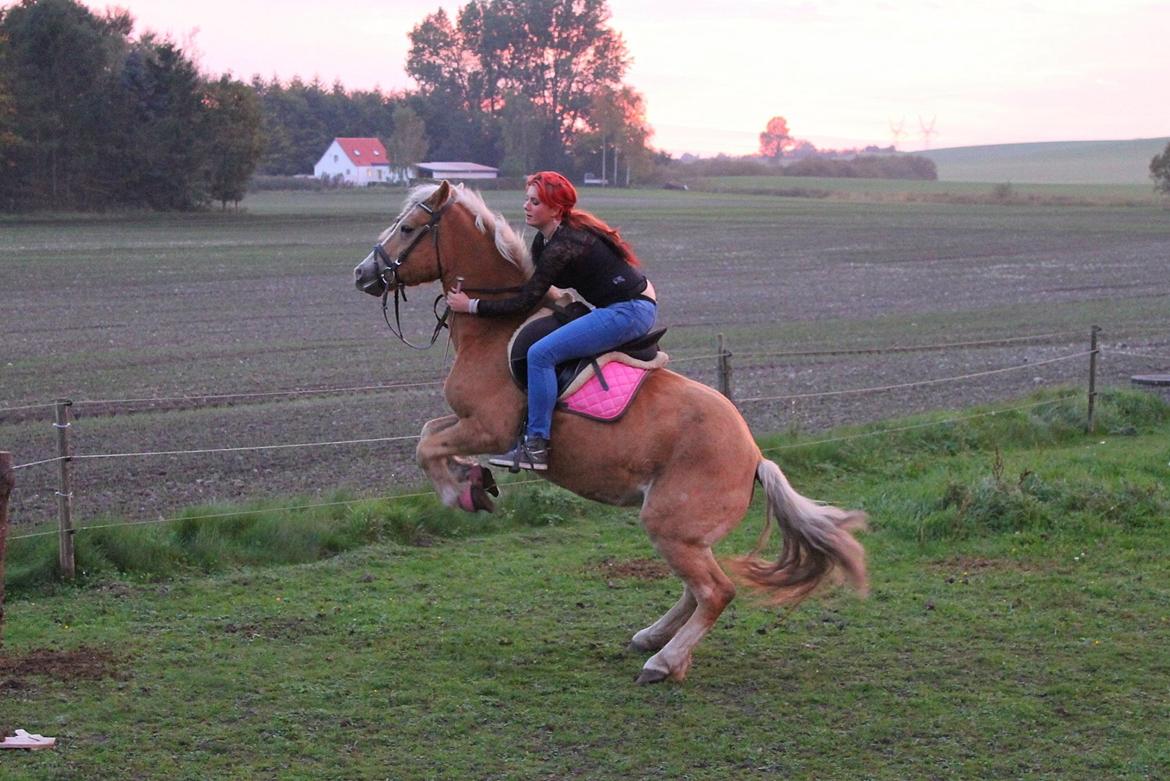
left=446, top=290, right=473, bottom=313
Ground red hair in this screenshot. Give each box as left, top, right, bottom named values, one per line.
left=526, top=171, right=641, bottom=266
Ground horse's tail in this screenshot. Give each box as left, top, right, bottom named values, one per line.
left=726, top=459, right=868, bottom=605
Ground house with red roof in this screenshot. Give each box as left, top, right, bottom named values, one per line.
left=313, top=137, right=400, bottom=185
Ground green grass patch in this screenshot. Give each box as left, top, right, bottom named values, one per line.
left=6, top=388, right=1166, bottom=596
left=3, top=482, right=610, bottom=597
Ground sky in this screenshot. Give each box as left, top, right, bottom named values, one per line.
left=75, top=0, right=1170, bottom=157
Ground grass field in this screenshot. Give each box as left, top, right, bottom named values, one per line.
left=919, top=138, right=1170, bottom=185
left=3, top=391, right=1169, bottom=779
left=695, top=175, right=1159, bottom=204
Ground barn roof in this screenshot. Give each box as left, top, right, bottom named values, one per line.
left=416, top=161, right=499, bottom=173
left=335, top=137, right=390, bottom=167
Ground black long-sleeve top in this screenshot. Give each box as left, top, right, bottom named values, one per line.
left=476, top=224, right=648, bottom=317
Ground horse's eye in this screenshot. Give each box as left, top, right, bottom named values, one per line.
left=400, top=224, right=415, bottom=236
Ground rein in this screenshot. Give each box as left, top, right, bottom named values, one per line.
left=371, top=196, right=524, bottom=350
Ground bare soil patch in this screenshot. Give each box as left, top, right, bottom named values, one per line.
left=593, top=557, right=672, bottom=581
left=3, top=191, right=1169, bottom=526
left=0, top=645, right=125, bottom=693
left=927, top=555, right=1053, bottom=578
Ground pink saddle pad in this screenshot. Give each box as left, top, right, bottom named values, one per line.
left=558, top=361, right=650, bottom=422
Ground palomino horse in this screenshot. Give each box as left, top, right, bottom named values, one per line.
left=353, top=181, right=867, bottom=683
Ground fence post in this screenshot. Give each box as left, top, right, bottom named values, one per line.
left=1086, top=325, right=1100, bottom=433
left=1, top=451, right=14, bottom=647
left=54, top=400, right=76, bottom=579
left=717, top=333, right=734, bottom=401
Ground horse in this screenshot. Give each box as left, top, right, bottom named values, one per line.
left=353, top=181, right=868, bottom=683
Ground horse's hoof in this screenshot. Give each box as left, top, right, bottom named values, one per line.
left=480, top=466, right=500, bottom=497
left=634, top=666, right=670, bottom=685
left=471, top=484, right=495, bottom=513
left=467, top=464, right=500, bottom=498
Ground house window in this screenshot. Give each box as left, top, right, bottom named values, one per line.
left=333, top=154, right=338, bottom=163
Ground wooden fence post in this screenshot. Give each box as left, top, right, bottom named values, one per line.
left=1086, top=325, right=1100, bottom=433
left=1, top=451, right=14, bottom=647
left=717, top=333, right=734, bottom=401
left=54, top=400, right=76, bottom=579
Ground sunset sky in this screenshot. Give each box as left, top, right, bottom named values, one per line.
left=77, top=0, right=1169, bottom=156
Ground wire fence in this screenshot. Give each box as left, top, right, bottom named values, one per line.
left=2, top=322, right=1168, bottom=565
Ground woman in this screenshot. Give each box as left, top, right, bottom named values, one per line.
left=445, top=171, right=657, bottom=471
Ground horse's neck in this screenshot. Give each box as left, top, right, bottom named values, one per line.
left=450, top=313, right=520, bottom=370
left=444, top=217, right=530, bottom=377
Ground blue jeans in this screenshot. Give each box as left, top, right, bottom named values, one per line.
left=526, top=299, right=657, bottom=439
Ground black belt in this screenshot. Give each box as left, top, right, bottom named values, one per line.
left=635, top=294, right=657, bottom=304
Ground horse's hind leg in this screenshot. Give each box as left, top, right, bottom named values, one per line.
left=629, top=587, right=696, bottom=653
left=635, top=541, right=736, bottom=684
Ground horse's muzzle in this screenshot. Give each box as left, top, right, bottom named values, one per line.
left=354, top=257, right=387, bottom=297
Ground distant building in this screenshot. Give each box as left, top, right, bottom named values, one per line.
left=314, top=138, right=403, bottom=185
left=415, top=162, right=499, bottom=180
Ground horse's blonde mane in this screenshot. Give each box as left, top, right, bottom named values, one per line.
left=384, top=183, right=532, bottom=277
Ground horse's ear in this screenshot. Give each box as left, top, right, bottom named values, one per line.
left=429, top=180, right=451, bottom=208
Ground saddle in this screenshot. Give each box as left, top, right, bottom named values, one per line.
left=506, top=301, right=669, bottom=422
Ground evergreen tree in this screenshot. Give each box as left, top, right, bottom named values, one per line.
left=0, top=31, right=24, bottom=208
left=116, top=35, right=209, bottom=209
left=0, top=0, right=130, bottom=208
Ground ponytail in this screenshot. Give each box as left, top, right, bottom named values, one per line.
left=563, top=210, right=641, bottom=267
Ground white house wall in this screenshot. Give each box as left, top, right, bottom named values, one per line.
left=313, top=140, right=399, bottom=185
left=313, top=140, right=350, bottom=180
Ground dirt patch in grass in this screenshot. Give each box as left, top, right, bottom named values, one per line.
left=592, top=557, right=672, bottom=581
left=927, top=555, right=1053, bottom=577
left=0, top=645, right=126, bottom=694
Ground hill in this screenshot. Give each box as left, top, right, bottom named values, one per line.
left=917, top=137, right=1169, bottom=185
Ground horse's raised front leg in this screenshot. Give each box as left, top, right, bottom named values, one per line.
left=417, top=414, right=502, bottom=513
left=629, top=586, right=696, bottom=653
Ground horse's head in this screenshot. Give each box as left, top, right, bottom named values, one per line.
left=353, top=180, right=455, bottom=297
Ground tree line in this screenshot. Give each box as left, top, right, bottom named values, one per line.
left=0, top=0, right=264, bottom=211
left=0, top=0, right=652, bottom=212
left=0, top=0, right=961, bottom=213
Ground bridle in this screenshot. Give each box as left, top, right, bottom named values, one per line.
left=370, top=197, right=456, bottom=350
left=369, top=193, right=525, bottom=351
